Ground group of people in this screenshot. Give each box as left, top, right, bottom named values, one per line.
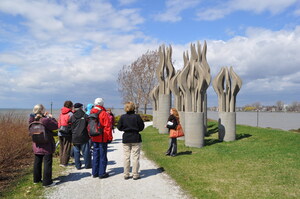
left=28, top=99, right=148, bottom=187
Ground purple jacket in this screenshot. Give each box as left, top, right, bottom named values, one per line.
left=29, top=114, right=58, bottom=155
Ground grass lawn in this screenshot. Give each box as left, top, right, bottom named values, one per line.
left=141, top=121, right=300, bottom=199
left=1, top=157, right=65, bottom=199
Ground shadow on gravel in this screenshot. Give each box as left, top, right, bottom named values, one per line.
left=110, top=139, right=122, bottom=144
left=108, top=160, right=117, bottom=165
left=55, top=172, right=91, bottom=185
left=140, top=167, right=165, bottom=179
left=108, top=167, right=123, bottom=176
left=108, top=167, right=165, bottom=179
left=107, top=148, right=117, bottom=152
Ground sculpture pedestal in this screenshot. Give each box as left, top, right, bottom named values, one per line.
left=184, top=112, right=205, bottom=148
left=152, top=110, right=157, bottom=128
left=218, top=112, right=236, bottom=141
left=178, top=111, right=185, bottom=140
left=158, top=94, right=171, bottom=134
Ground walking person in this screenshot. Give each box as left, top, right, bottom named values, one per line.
left=90, top=98, right=113, bottom=178
left=58, top=100, right=73, bottom=167
left=69, top=103, right=92, bottom=170
left=165, top=108, right=179, bottom=157
left=117, top=101, right=145, bottom=180
left=106, top=108, right=115, bottom=133
left=29, top=104, right=58, bottom=187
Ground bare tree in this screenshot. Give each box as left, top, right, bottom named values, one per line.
left=276, top=100, right=284, bottom=111
left=252, top=102, right=261, bottom=110
left=288, top=101, right=300, bottom=112
left=117, top=50, right=159, bottom=114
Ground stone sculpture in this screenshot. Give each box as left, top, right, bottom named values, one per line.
left=212, top=66, right=242, bottom=141
left=150, top=85, right=159, bottom=128
left=156, top=45, right=175, bottom=134
left=178, top=41, right=211, bottom=147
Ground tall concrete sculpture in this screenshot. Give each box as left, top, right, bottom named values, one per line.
left=170, top=69, right=185, bottom=139
left=156, top=45, right=175, bottom=134
left=179, top=41, right=211, bottom=147
left=150, top=85, right=159, bottom=128
left=212, top=66, right=242, bottom=141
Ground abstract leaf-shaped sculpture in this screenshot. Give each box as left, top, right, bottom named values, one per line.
left=212, top=66, right=242, bottom=112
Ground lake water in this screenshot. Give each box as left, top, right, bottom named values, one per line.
left=1, top=109, right=298, bottom=131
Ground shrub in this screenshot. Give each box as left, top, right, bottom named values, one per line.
left=0, top=112, right=32, bottom=192
left=140, top=114, right=153, bottom=122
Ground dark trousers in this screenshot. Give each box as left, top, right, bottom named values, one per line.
left=166, top=138, right=177, bottom=155
left=73, top=142, right=92, bottom=169
left=59, top=136, right=72, bottom=165
left=33, top=154, right=53, bottom=186
left=92, top=142, right=108, bottom=177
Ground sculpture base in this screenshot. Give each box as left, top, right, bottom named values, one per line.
left=184, top=112, right=204, bottom=148
left=158, top=94, right=171, bottom=134
left=178, top=111, right=185, bottom=140
left=152, top=110, right=157, bottom=129
left=218, top=112, right=236, bottom=142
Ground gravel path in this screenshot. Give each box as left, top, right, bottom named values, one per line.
left=45, top=122, right=190, bottom=199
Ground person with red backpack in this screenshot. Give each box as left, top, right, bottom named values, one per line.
left=57, top=100, right=73, bottom=167
left=29, top=104, right=58, bottom=187
left=89, top=98, right=113, bottom=178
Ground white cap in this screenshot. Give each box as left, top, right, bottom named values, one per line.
left=94, top=98, right=104, bottom=106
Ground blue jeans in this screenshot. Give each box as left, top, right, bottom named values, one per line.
left=73, top=142, right=91, bottom=169
left=92, top=142, right=108, bottom=177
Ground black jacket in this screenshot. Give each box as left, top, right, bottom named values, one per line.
left=117, top=111, right=145, bottom=143
left=69, top=109, right=89, bottom=145
left=166, top=115, right=178, bottom=131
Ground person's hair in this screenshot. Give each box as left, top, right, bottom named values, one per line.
left=124, top=101, right=135, bottom=112
left=33, top=104, right=45, bottom=121
left=64, top=100, right=73, bottom=108
left=171, top=108, right=180, bottom=122
left=33, top=104, right=45, bottom=115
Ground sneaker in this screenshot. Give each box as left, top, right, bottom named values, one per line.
left=133, top=176, right=140, bottom=180
left=124, top=176, right=130, bottom=180
left=33, top=180, right=42, bottom=184
left=99, top=173, right=109, bottom=179
left=59, top=164, right=67, bottom=167
left=43, top=182, right=56, bottom=187
left=92, top=175, right=99, bottom=178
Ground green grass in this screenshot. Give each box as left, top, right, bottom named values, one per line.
left=141, top=122, right=300, bottom=199
left=1, top=157, right=66, bottom=199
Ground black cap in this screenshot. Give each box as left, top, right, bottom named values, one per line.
left=74, top=103, right=83, bottom=108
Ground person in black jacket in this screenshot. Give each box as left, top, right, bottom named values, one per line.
left=117, top=101, right=144, bottom=180
left=165, top=108, right=179, bottom=157
left=69, top=103, right=91, bottom=170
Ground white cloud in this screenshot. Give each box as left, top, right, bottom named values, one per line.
left=0, top=0, right=144, bottom=41
left=196, top=0, right=298, bottom=21
left=154, top=0, right=200, bottom=22
left=205, top=26, right=300, bottom=97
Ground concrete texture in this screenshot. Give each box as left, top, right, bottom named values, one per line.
left=218, top=112, right=236, bottom=141
left=158, top=94, right=171, bottom=134
left=184, top=112, right=205, bottom=148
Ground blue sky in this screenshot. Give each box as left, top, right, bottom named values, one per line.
left=0, top=0, right=300, bottom=109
